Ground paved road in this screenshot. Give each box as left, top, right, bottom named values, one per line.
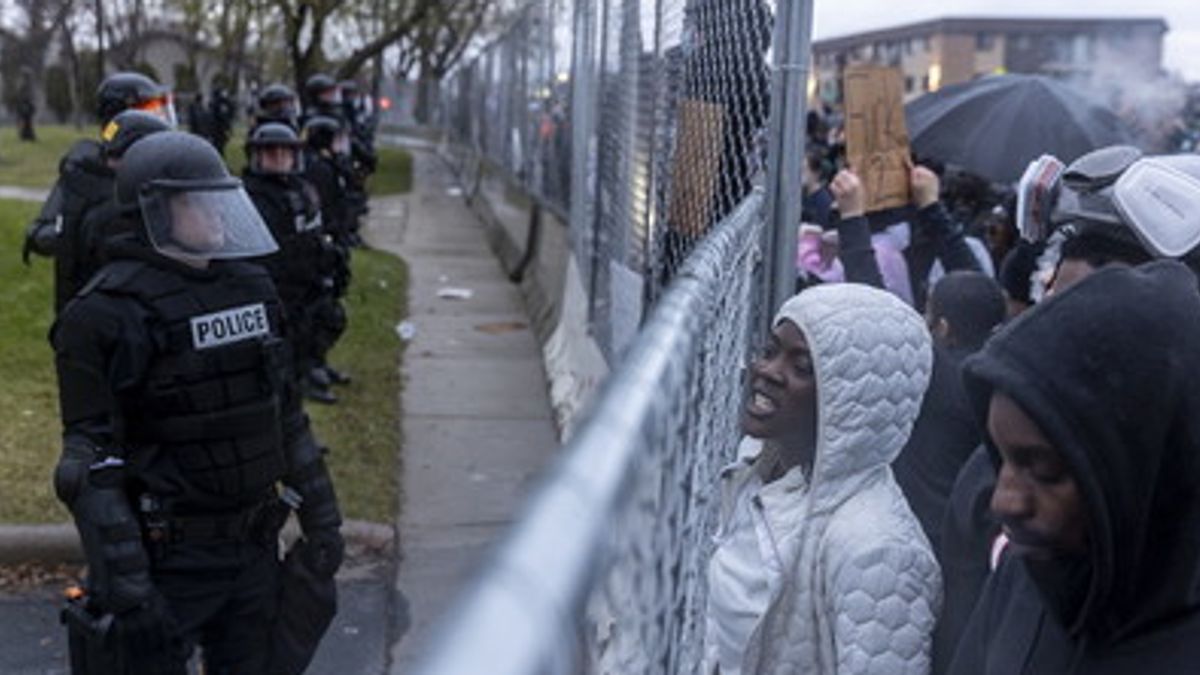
left=0, top=544, right=396, bottom=675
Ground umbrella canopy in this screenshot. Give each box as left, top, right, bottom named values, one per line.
left=905, top=74, right=1135, bottom=184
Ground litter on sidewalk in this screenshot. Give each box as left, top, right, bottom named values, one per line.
left=395, top=321, right=417, bottom=341
left=436, top=287, right=474, bottom=300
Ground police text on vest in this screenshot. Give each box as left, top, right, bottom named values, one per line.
left=190, top=303, right=270, bottom=350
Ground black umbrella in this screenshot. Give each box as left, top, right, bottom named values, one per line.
left=905, top=74, right=1135, bottom=184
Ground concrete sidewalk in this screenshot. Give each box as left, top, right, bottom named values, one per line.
left=363, top=147, right=561, bottom=672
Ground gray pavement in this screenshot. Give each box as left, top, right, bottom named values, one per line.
left=0, top=139, right=561, bottom=672
left=363, top=147, right=560, bottom=672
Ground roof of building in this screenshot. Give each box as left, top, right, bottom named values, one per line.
left=814, top=16, right=1169, bottom=53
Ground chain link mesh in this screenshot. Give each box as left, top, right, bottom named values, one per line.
left=582, top=198, right=763, bottom=674
left=425, top=1, right=785, bottom=673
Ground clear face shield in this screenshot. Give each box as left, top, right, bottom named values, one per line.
left=262, top=96, right=299, bottom=123
left=250, top=144, right=305, bottom=176
left=318, top=87, right=342, bottom=105
left=140, top=180, right=278, bottom=263
left=134, top=92, right=178, bottom=129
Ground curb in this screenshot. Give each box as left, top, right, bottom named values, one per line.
left=0, top=519, right=396, bottom=565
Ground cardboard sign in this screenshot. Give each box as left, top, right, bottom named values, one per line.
left=668, top=99, right=725, bottom=237
left=843, top=65, right=911, bottom=212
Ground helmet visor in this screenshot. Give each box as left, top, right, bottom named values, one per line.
left=249, top=144, right=305, bottom=175
left=134, top=93, right=178, bottom=128
left=140, top=183, right=278, bottom=262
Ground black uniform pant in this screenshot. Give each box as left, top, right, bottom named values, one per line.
left=152, top=539, right=281, bottom=674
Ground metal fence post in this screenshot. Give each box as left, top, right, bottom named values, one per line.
left=763, top=0, right=816, bottom=318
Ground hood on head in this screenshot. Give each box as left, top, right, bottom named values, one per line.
left=775, top=283, right=932, bottom=498
left=963, top=260, right=1200, bottom=639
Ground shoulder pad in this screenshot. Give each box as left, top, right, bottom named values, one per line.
left=61, top=140, right=104, bottom=173
left=221, top=260, right=275, bottom=282
left=77, top=260, right=147, bottom=298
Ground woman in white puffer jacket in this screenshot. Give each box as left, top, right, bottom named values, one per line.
left=704, top=283, right=941, bottom=674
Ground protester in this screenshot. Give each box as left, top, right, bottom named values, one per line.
left=947, top=260, right=1200, bottom=673
left=932, top=145, right=1200, bottom=672
left=705, top=283, right=939, bottom=674
left=801, top=147, right=834, bottom=228
left=996, top=239, right=1043, bottom=318
left=893, top=271, right=1005, bottom=552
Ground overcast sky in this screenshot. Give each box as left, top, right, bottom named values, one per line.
left=812, top=0, right=1200, bottom=81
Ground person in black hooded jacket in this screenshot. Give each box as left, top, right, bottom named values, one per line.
left=945, top=260, right=1200, bottom=674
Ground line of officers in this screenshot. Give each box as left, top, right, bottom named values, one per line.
left=26, top=71, right=378, bottom=405
left=20, top=71, right=379, bottom=674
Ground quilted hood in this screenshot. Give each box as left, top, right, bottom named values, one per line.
left=775, top=283, right=932, bottom=509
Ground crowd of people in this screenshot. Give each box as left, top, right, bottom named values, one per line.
left=18, top=69, right=380, bottom=673
left=704, top=98, right=1200, bottom=671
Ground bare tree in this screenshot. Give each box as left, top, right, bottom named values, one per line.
left=399, top=0, right=495, bottom=122
left=0, top=0, right=76, bottom=124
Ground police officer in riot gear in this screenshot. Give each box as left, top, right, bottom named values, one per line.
left=243, top=123, right=340, bottom=404
left=24, top=71, right=175, bottom=313
left=253, top=84, right=302, bottom=132
left=301, top=115, right=355, bottom=389
left=70, top=110, right=172, bottom=292
left=337, top=79, right=378, bottom=194
left=52, top=131, right=344, bottom=674
left=301, top=73, right=341, bottom=124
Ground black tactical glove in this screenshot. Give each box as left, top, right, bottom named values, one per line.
left=114, top=591, right=179, bottom=659
left=283, top=436, right=344, bottom=579
left=299, top=529, right=345, bottom=579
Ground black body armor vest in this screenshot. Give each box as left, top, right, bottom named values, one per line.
left=245, top=174, right=331, bottom=303
left=86, top=259, right=289, bottom=506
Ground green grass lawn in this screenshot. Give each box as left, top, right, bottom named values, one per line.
left=0, top=125, right=92, bottom=188
left=0, top=200, right=64, bottom=522
left=0, top=201, right=409, bottom=524
left=307, top=251, right=408, bottom=522
left=368, top=146, right=414, bottom=195
left=0, top=124, right=413, bottom=197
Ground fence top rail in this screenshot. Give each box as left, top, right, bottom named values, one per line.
left=411, top=192, right=763, bottom=675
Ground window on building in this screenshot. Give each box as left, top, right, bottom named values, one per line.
left=923, top=36, right=932, bottom=52
left=905, top=76, right=914, bottom=93
left=922, top=75, right=930, bottom=91
left=976, top=32, right=994, bottom=51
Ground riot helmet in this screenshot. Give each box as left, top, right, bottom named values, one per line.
left=303, top=115, right=344, bottom=153
left=245, top=122, right=306, bottom=176
left=304, top=73, right=341, bottom=107
left=96, top=72, right=176, bottom=127
left=100, top=110, right=171, bottom=161
left=117, top=132, right=277, bottom=263
left=257, top=83, right=300, bottom=127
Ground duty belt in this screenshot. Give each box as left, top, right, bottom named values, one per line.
left=142, top=498, right=282, bottom=545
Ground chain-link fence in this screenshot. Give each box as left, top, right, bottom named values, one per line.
left=442, top=0, right=777, bottom=357
left=416, top=195, right=763, bottom=675
left=424, top=0, right=810, bottom=671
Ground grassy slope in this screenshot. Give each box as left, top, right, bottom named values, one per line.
left=0, top=200, right=65, bottom=522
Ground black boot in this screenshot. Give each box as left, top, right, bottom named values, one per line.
left=323, top=365, right=352, bottom=386
left=304, top=373, right=338, bottom=404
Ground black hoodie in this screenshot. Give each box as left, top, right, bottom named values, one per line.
left=947, top=261, right=1200, bottom=674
